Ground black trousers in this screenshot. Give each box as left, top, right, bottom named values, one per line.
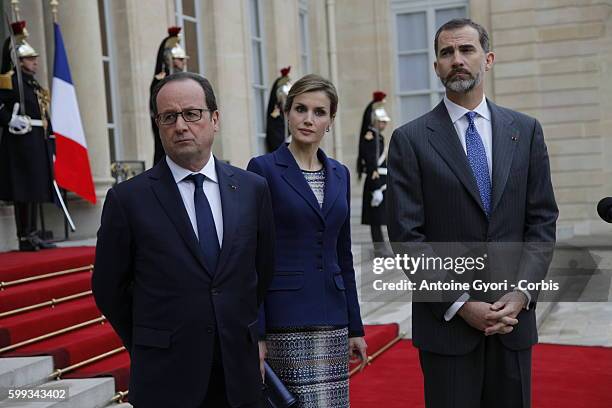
left=419, top=335, right=531, bottom=408
left=14, top=202, right=38, bottom=237
left=200, top=335, right=261, bottom=408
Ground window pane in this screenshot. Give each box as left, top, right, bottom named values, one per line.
left=299, top=12, right=308, bottom=50
left=249, top=0, right=260, bottom=37
left=400, top=94, right=430, bottom=124
left=398, top=53, right=429, bottom=92
left=183, top=0, right=196, bottom=17
left=251, top=41, right=263, bottom=85
left=103, top=61, right=113, bottom=123
left=255, top=90, right=265, bottom=134
left=435, top=7, right=467, bottom=30
left=108, top=128, right=116, bottom=163
left=257, top=135, right=266, bottom=155
left=97, top=0, right=108, bottom=57
left=184, top=21, right=200, bottom=73
left=397, top=12, right=426, bottom=52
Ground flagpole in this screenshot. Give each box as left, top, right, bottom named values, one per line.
left=50, top=0, right=59, bottom=24
left=10, top=0, right=21, bottom=22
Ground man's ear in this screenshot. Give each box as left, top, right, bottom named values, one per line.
left=485, top=52, right=495, bottom=72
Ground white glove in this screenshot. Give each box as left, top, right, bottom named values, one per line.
left=371, top=189, right=384, bottom=207
left=8, top=103, right=31, bottom=135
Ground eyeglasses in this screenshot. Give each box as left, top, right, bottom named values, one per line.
left=156, top=108, right=211, bottom=125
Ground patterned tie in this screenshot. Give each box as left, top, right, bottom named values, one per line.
left=465, top=111, right=491, bottom=216
left=186, top=173, right=220, bottom=273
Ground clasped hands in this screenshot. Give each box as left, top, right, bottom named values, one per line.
left=458, top=291, right=527, bottom=336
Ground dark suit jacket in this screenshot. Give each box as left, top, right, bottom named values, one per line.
left=247, top=144, right=364, bottom=337
left=387, top=100, right=558, bottom=355
left=92, top=158, right=275, bottom=407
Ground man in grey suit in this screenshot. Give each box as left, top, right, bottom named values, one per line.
left=387, top=19, right=558, bottom=408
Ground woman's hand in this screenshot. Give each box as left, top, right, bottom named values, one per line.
left=258, top=340, right=267, bottom=382
left=349, top=337, right=368, bottom=371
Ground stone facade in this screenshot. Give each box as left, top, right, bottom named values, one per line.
left=0, top=0, right=610, bottom=250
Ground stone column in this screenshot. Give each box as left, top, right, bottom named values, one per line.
left=42, top=0, right=113, bottom=240
left=111, top=0, right=174, bottom=168
left=205, top=0, right=256, bottom=168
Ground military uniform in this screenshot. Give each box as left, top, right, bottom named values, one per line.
left=265, top=66, right=292, bottom=152
left=357, top=92, right=390, bottom=244
left=0, top=20, right=55, bottom=250
left=150, top=26, right=188, bottom=166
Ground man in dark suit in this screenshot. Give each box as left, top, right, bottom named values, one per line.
left=387, top=19, right=558, bottom=408
left=93, top=72, right=274, bottom=407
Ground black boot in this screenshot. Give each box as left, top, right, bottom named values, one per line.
left=19, top=235, right=40, bottom=251
left=30, top=232, right=57, bottom=249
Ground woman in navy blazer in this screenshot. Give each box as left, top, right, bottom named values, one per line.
left=247, top=74, right=366, bottom=407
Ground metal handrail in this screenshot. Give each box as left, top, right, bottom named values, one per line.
left=0, top=316, right=106, bottom=354
left=0, top=290, right=93, bottom=318
left=111, top=390, right=129, bottom=403
left=349, top=332, right=405, bottom=377
left=0, top=265, right=93, bottom=290
left=49, top=346, right=125, bottom=380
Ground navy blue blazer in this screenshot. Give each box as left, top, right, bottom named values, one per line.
left=247, top=144, right=364, bottom=337
left=92, top=158, right=275, bottom=407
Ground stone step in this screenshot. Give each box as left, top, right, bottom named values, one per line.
left=0, top=357, right=54, bottom=399
left=0, top=378, right=116, bottom=408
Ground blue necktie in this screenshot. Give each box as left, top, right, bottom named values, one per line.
left=465, top=111, right=491, bottom=216
left=186, top=173, right=220, bottom=273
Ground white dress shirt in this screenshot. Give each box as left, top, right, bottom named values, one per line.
left=166, top=155, right=224, bottom=246
left=442, top=95, right=492, bottom=321
left=443, top=95, right=493, bottom=178
left=441, top=96, right=530, bottom=320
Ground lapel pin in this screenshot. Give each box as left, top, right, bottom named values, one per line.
left=230, top=185, right=237, bottom=190
left=511, top=134, right=518, bottom=142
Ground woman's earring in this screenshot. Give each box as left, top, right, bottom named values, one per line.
left=326, top=127, right=330, bottom=132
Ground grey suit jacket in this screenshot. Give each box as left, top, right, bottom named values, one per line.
left=387, top=100, right=558, bottom=355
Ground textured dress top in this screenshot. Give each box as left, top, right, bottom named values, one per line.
left=302, top=168, right=326, bottom=208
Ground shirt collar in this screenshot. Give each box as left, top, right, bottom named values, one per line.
left=443, top=94, right=490, bottom=124
left=166, top=154, right=218, bottom=184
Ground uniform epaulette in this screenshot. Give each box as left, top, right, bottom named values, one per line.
left=0, top=70, right=14, bottom=90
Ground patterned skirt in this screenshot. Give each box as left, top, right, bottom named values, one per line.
left=265, top=326, right=350, bottom=407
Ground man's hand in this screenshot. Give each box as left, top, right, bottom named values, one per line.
left=349, top=337, right=368, bottom=371
left=258, top=340, right=267, bottom=383
left=371, top=170, right=380, bottom=180
left=484, top=291, right=526, bottom=336
left=458, top=301, right=518, bottom=335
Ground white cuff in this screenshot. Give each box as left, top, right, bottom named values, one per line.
left=444, top=292, right=470, bottom=321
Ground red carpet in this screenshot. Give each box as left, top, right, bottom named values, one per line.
left=0, top=246, right=94, bottom=282
left=349, top=340, right=612, bottom=408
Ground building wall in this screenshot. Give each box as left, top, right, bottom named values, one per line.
left=488, top=0, right=612, bottom=237
left=1, top=0, right=610, bottom=250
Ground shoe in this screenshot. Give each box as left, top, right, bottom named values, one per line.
left=19, top=236, right=40, bottom=251
left=29, top=233, right=57, bottom=249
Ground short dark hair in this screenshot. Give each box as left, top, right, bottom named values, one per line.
left=284, top=74, right=338, bottom=117
left=434, top=18, right=490, bottom=55
left=151, top=71, right=218, bottom=117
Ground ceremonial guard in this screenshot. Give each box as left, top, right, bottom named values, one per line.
left=357, top=91, right=391, bottom=246
left=265, top=66, right=292, bottom=152
left=150, top=26, right=188, bottom=165
left=0, top=21, right=55, bottom=251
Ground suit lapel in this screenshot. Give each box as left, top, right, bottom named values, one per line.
left=215, top=159, right=239, bottom=276
left=489, top=100, right=518, bottom=214
left=320, top=150, right=342, bottom=219
left=426, top=102, right=485, bottom=213
left=275, top=144, right=325, bottom=224
left=149, top=160, right=210, bottom=275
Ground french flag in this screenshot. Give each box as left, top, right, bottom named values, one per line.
left=51, top=23, right=96, bottom=204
